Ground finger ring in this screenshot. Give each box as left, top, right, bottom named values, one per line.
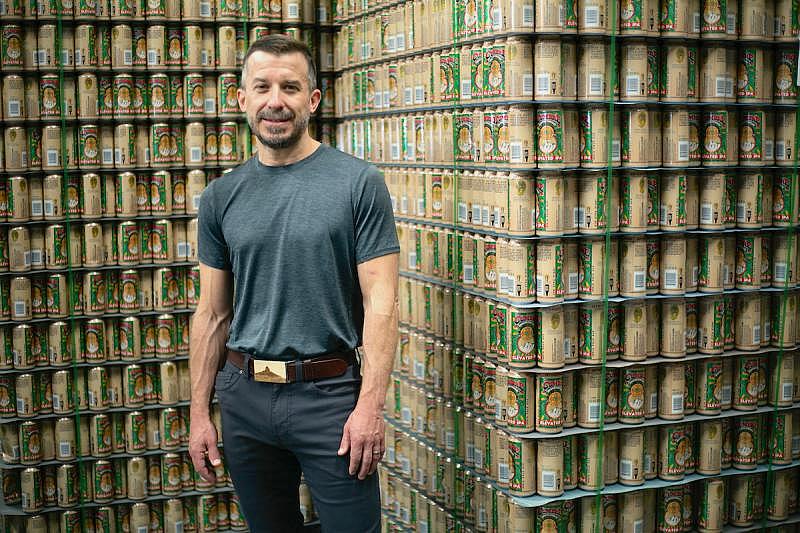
left=373, top=451, right=382, bottom=456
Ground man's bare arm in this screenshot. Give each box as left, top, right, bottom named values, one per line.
left=338, top=253, right=399, bottom=479
left=189, top=263, right=234, bottom=482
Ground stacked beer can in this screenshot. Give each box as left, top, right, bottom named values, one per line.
left=335, top=0, right=800, bottom=531
left=0, top=0, right=333, bottom=530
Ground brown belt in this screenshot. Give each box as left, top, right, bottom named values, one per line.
left=226, top=349, right=357, bottom=383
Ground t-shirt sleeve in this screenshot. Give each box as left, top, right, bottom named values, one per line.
left=353, top=166, right=400, bottom=264
left=197, top=182, right=232, bottom=270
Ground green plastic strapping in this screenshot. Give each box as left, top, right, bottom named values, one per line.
left=593, top=6, right=619, bottom=532
left=55, top=8, right=90, bottom=525
left=762, top=55, right=800, bottom=530
left=242, top=0, right=252, bottom=159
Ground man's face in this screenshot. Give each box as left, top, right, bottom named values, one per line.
left=237, top=51, right=321, bottom=150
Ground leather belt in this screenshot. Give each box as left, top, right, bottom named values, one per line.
left=226, top=349, right=357, bottom=384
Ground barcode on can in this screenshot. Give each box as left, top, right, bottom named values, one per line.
left=408, top=252, right=417, bottom=270
left=445, top=431, right=455, bottom=450
left=147, top=50, right=158, bottom=65
left=626, top=75, right=641, bottom=96
left=721, top=385, right=732, bottom=403
left=612, top=140, right=621, bottom=161
left=499, top=273, right=514, bottom=294
left=633, top=271, right=646, bottom=290
left=510, top=142, right=523, bottom=162
left=44, top=201, right=54, bottom=216
left=664, top=269, right=679, bottom=288
left=569, top=273, right=579, bottom=293
left=776, top=141, right=787, bottom=160
left=47, top=150, right=58, bottom=166
left=192, top=195, right=201, bottom=210
left=671, top=393, right=683, bottom=413
left=523, top=5, right=534, bottom=24
left=7, top=100, right=20, bottom=117
left=620, top=459, right=633, bottom=479
left=204, top=98, right=215, bottom=114
left=498, top=462, right=510, bottom=483
left=190, top=148, right=202, bottom=162
left=584, top=6, right=600, bottom=26
left=678, top=141, right=689, bottom=161
left=401, top=407, right=412, bottom=424
left=463, top=264, right=475, bottom=284
left=31, top=200, right=42, bottom=217
left=727, top=13, right=736, bottom=33
left=541, top=470, right=557, bottom=490
left=783, top=382, right=793, bottom=401
left=650, top=393, right=658, bottom=411
left=574, top=207, right=586, bottom=227
left=753, top=325, right=761, bottom=344
left=588, top=401, right=601, bottom=421
left=199, top=1, right=211, bottom=15
left=700, top=203, right=713, bottom=223
left=59, top=441, right=71, bottom=456
left=102, top=148, right=113, bottom=164
left=522, top=74, right=533, bottom=95
left=589, top=74, right=603, bottom=95
left=123, top=50, right=133, bottom=65
left=415, top=86, right=424, bottom=103
left=13, top=301, right=25, bottom=316
left=536, top=74, right=550, bottom=95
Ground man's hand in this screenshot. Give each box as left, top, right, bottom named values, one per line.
left=337, top=405, right=385, bottom=480
left=189, top=415, right=223, bottom=483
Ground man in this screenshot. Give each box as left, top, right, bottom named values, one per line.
left=188, top=35, right=399, bottom=532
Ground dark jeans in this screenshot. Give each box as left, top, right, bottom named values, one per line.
left=214, top=359, right=381, bottom=533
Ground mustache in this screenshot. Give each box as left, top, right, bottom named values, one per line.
left=257, top=109, right=294, bottom=121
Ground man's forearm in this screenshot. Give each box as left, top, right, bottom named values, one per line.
left=190, top=308, right=231, bottom=418
left=358, top=306, right=398, bottom=412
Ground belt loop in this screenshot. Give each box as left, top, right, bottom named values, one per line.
left=242, top=353, right=252, bottom=379
left=293, top=360, right=304, bottom=382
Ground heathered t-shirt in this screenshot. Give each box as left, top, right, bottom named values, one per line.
left=197, top=144, right=400, bottom=360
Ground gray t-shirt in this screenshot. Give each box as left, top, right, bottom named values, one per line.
left=197, top=144, right=400, bottom=360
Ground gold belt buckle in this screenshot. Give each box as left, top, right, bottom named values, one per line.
left=252, top=360, right=289, bottom=383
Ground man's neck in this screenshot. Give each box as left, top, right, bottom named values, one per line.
left=256, top=135, right=321, bottom=167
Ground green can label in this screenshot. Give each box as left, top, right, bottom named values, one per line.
left=1, top=26, right=23, bottom=68
left=734, top=417, right=758, bottom=466
left=536, top=110, right=564, bottom=163
left=736, top=357, right=760, bottom=407
left=506, top=374, right=530, bottom=428
left=660, top=0, right=678, bottom=32
left=735, top=237, right=757, bottom=286
left=739, top=112, right=763, bottom=160
left=702, top=111, right=728, bottom=161
left=738, top=49, right=758, bottom=98
left=687, top=47, right=697, bottom=98
left=775, top=51, right=798, bottom=99
left=662, top=426, right=689, bottom=475
left=489, top=305, right=507, bottom=357
left=471, top=48, right=484, bottom=98
left=455, top=113, right=473, bottom=162
left=620, top=367, right=646, bottom=420
left=483, top=45, right=505, bottom=97
left=702, top=0, right=728, bottom=32
left=659, top=487, right=684, bottom=532
left=510, top=310, right=536, bottom=365
left=536, top=375, right=563, bottom=429
left=647, top=46, right=660, bottom=96
left=701, top=359, right=723, bottom=410
left=94, top=462, right=114, bottom=501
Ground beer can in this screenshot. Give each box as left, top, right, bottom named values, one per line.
left=658, top=362, right=686, bottom=419
left=90, top=414, right=113, bottom=457
left=619, top=428, right=645, bottom=485
left=735, top=233, right=762, bottom=290
left=506, top=436, right=535, bottom=497
left=578, top=238, right=619, bottom=299
left=658, top=425, right=688, bottom=480
left=738, top=47, right=773, bottom=103
left=774, top=48, right=798, bottom=103
left=535, top=107, right=579, bottom=168
left=732, top=415, right=759, bottom=469
left=20, top=467, right=42, bottom=512
left=739, top=111, right=774, bottom=165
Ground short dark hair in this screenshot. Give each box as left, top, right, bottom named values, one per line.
left=241, top=35, right=317, bottom=92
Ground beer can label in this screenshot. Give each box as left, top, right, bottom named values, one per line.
left=739, top=113, right=763, bottom=160
left=734, top=418, right=758, bottom=466
left=40, top=76, right=60, bottom=118
left=736, top=357, right=760, bottom=407
left=484, top=46, right=505, bottom=97
left=775, top=51, right=798, bottom=99
left=149, top=75, right=170, bottom=116
left=94, top=462, right=114, bottom=500
left=151, top=124, right=173, bottom=165
left=620, top=367, right=646, bottom=419
left=505, top=374, right=530, bottom=429
left=114, top=75, right=134, bottom=116
left=735, top=236, right=757, bottom=286
left=218, top=74, right=239, bottom=115
left=701, top=360, right=723, bottom=410
left=1, top=27, right=23, bottom=69
left=509, top=310, right=536, bottom=365
left=647, top=47, right=660, bottom=96
left=536, top=110, right=564, bottom=163
left=84, top=321, right=105, bottom=360
left=218, top=123, right=237, bottom=162
left=119, top=223, right=140, bottom=264
left=658, top=487, right=684, bottom=532
left=536, top=375, right=563, bottom=429
left=703, top=111, right=728, bottom=161
left=489, top=305, right=507, bottom=358
left=663, top=426, right=689, bottom=475
left=738, top=49, right=758, bottom=98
